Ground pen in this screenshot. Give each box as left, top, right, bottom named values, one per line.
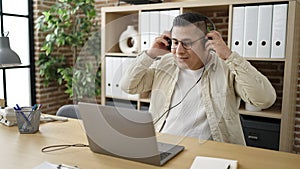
left=57, top=164, right=79, bottom=169
left=227, top=164, right=231, bottom=169
left=32, top=104, right=38, bottom=111
left=14, top=104, right=31, bottom=126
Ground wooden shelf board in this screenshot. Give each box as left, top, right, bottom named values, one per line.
left=105, top=96, right=139, bottom=102
left=245, top=57, right=285, bottom=62
left=239, top=108, right=281, bottom=119
left=139, top=98, right=150, bottom=103
left=105, top=52, right=138, bottom=57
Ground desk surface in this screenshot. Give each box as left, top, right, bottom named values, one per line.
left=1, top=118, right=300, bottom=169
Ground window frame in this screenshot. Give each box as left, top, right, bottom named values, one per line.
left=0, top=0, right=35, bottom=107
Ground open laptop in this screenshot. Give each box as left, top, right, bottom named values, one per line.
left=78, top=102, right=184, bottom=166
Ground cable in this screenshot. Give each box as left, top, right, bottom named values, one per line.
left=154, top=66, right=206, bottom=129
left=41, top=143, right=89, bottom=153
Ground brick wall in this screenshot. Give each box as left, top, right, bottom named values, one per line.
left=295, top=64, right=300, bottom=154
left=33, top=0, right=69, bottom=114
left=33, top=0, right=299, bottom=153
left=33, top=0, right=122, bottom=115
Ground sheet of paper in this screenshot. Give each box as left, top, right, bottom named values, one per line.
left=190, top=156, right=238, bottom=169
left=33, top=161, right=79, bottom=169
left=33, top=161, right=57, bottom=169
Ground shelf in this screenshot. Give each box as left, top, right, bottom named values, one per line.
left=105, top=52, right=138, bottom=57
left=105, top=96, right=139, bottom=102
left=245, top=57, right=285, bottom=62
left=139, top=98, right=150, bottom=103
left=101, top=0, right=300, bottom=152
left=239, top=108, right=281, bottom=119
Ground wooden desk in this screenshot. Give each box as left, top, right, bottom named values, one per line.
left=1, top=118, right=299, bottom=169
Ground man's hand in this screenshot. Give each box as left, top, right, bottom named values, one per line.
left=146, top=31, right=171, bottom=59
left=205, top=30, right=232, bottom=60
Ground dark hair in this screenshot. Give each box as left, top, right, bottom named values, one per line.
left=172, top=12, right=214, bottom=34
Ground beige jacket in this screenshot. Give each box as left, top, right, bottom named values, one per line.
left=120, top=51, right=276, bottom=145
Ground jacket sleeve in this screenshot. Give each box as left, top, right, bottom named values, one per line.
left=225, top=52, right=277, bottom=109
left=120, top=51, right=156, bottom=94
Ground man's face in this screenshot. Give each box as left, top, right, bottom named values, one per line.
left=171, top=24, right=208, bottom=70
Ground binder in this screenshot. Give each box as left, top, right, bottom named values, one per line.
left=159, top=10, right=170, bottom=34
left=112, top=57, right=123, bottom=98
left=231, top=6, right=245, bottom=56
left=256, top=5, right=273, bottom=58
left=140, top=11, right=150, bottom=51
left=167, top=9, right=180, bottom=31
left=271, top=4, right=288, bottom=58
left=168, top=9, right=180, bottom=27
left=243, top=6, right=259, bottom=57
left=121, top=57, right=139, bottom=100
left=105, top=57, right=113, bottom=97
left=159, top=9, right=180, bottom=34
left=149, top=11, right=160, bottom=47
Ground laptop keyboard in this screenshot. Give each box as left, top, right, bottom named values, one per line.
left=160, top=151, right=172, bottom=160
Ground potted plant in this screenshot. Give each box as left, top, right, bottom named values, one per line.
left=35, top=0, right=101, bottom=102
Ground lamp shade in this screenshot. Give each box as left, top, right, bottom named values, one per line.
left=0, top=36, right=21, bottom=65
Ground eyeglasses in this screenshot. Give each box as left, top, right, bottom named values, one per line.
left=171, top=36, right=206, bottom=50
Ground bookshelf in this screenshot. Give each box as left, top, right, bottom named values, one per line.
left=101, top=0, right=300, bottom=152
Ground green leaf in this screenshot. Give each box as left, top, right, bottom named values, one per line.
left=35, top=0, right=100, bottom=100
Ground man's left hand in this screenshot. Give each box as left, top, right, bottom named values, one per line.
left=205, top=30, right=232, bottom=60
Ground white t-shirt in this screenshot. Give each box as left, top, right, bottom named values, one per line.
left=161, top=68, right=211, bottom=140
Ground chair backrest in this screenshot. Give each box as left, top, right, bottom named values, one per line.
left=56, top=104, right=81, bottom=119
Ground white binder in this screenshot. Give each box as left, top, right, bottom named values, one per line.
left=121, top=57, right=139, bottom=100
left=140, top=11, right=150, bottom=51
left=243, top=6, right=259, bottom=57
left=159, top=9, right=180, bottom=34
left=231, top=6, right=245, bottom=56
left=256, top=5, right=273, bottom=58
left=112, top=57, right=123, bottom=98
left=105, top=57, right=113, bottom=97
left=168, top=9, right=180, bottom=30
left=159, top=10, right=170, bottom=34
left=271, top=4, right=288, bottom=58
left=149, top=11, right=160, bottom=47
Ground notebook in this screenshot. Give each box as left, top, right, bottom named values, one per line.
left=78, top=102, right=184, bottom=166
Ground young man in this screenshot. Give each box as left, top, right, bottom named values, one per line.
left=120, top=12, right=276, bottom=145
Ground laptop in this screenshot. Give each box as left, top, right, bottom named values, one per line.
left=78, top=102, right=184, bottom=166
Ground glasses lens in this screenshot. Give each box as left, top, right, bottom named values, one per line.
left=171, top=40, right=192, bottom=50
left=182, top=42, right=192, bottom=49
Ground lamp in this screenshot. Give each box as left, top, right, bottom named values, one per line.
left=0, top=36, right=21, bottom=66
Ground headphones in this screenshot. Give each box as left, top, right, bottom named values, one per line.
left=203, top=15, right=216, bottom=33
left=166, top=13, right=216, bottom=50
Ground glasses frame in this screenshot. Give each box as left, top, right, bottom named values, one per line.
left=171, top=36, right=206, bottom=50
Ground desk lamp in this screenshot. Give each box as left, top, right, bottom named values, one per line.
left=0, top=36, right=21, bottom=66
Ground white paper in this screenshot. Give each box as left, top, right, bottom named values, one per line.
left=33, top=162, right=79, bottom=169
left=33, top=161, right=58, bottom=169
left=190, top=156, right=238, bottom=169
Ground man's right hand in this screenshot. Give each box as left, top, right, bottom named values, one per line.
left=146, top=31, right=171, bottom=59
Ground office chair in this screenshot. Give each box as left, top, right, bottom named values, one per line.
left=56, top=104, right=81, bottom=119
